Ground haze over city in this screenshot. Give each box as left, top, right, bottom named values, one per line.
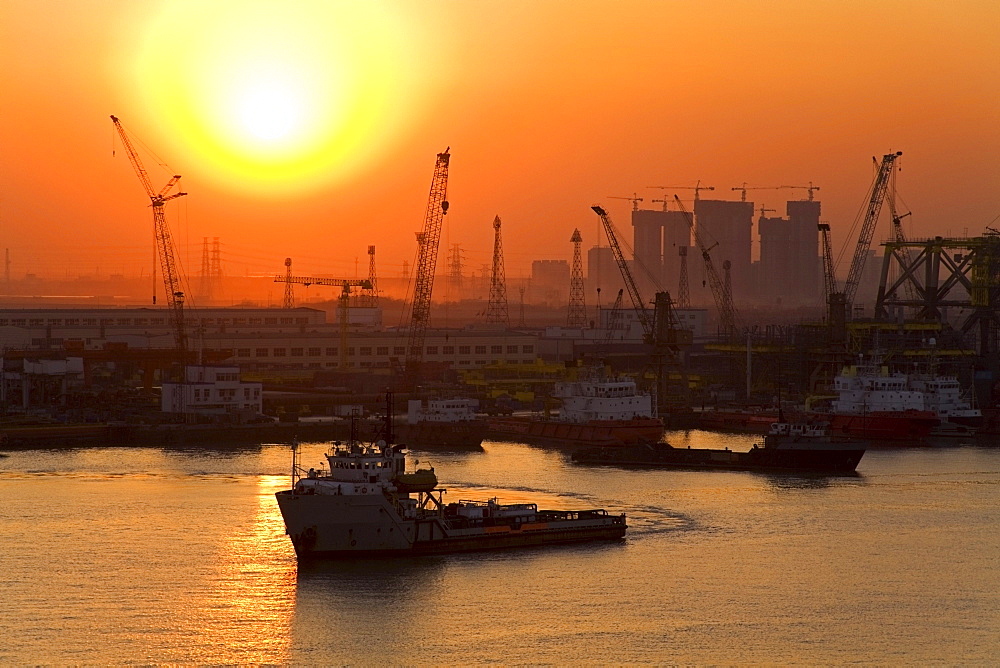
left=1, top=0, right=998, bottom=284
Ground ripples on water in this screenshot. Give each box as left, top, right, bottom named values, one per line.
left=1, top=432, right=999, bottom=664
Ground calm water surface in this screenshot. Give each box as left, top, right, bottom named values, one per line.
left=2, top=430, right=999, bottom=664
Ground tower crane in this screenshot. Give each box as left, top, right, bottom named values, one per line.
left=780, top=182, right=821, bottom=200
left=607, top=194, right=643, bottom=211
left=731, top=183, right=783, bottom=202
left=110, top=115, right=188, bottom=353
left=405, top=148, right=451, bottom=385
left=841, top=151, right=903, bottom=307
left=272, top=273, right=371, bottom=370
left=648, top=180, right=715, bottom=202
left=673, top=195, right=743, bottom=338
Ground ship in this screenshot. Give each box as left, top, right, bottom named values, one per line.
left=572, top=421, right=866, bottom=474
left=274, top=398, right=627, bottom=559
left=487, top=368, right=664, bottom=447
left=393, top=398, right=487, bottom=450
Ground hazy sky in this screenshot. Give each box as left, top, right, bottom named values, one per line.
left=1, top=0, right=998, bottom=285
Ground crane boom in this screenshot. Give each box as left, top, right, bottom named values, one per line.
left=673, top=195, right=741, bottom=337
left=842, top=151, right=902, bottom=305
left=110, top=115, right=188, bottom=353
left=405, top=148, right=451, bottom=383
left=591, top=206, right=652, bottom=341
left=819, top=223, right=836, bottom=299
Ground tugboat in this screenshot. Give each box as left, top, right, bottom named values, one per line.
left=487, top=367, right=664, bottom=447
left=572, top=421, right=866, bottom=474
left=275, top=394, right=627, bottom=559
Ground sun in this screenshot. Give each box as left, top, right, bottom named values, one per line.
left=131, top=1, right=424, bottom=195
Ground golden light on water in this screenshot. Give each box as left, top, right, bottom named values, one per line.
left=133, top=1, right=423, bottom=194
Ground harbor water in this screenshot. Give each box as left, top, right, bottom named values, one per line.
left=2, top=431, right=999, bottom=664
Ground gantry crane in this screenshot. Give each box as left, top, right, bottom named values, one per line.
left=647, top=180, right=715, bottom=204
left=405, top=148, right=451, bottom=385
left=841, top=151, right=903, bottom=308
left=110, top=115, right=188, bottom=353
left=673, top=195, right=742, bottom=338
left=607, top=194, right=644, bottom=211
left=272, top=273, right=371, bottom=370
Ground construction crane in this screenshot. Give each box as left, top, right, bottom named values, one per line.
left=361, top=245, right=379, bottom=308
left=673, top=195, right=742, bottom=338
left=111, top=115, right=189, bottom=354
left=272, top=273, right=371, bottom=370
left=731, top=183, right=784, bottom=202
left=485, top=215, right=509, bottom=327
left=648, top=180, right=715, bottom=202
left=677, top=247, right=690, bottom=307
left=405, top=148, right=451, bottom=385
left=600, top=288, right=625, bottom=356
left=607, top=194, right=643, bottom=211
left=780, top=182, right=821, bottom=200
left=818, top=223, right=837, bottom=301
left=591, top=206, right=653, bottom=340
left=758, top=205, right=776, bottom=218
left=841, top=151, right=903, bottom=307
left=886, top=170, right=918, bottom=302
left=282, top=258, right=295, bottom=309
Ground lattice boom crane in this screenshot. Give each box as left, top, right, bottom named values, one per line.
left=110, top=115, right=188, bottom=353
left=405, top=149, right=451, bottom=384
left=591, top=205, right=653, bottom=341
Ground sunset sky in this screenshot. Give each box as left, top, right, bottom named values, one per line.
left=1, top=0, right=998, bottom=286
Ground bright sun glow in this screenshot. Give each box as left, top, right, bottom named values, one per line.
left=132, top=1, right=424, bottom=195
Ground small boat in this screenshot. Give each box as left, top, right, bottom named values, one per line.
left=572, top=421, right=866, bottom=474
left=275, top=394, right=627, bottom=559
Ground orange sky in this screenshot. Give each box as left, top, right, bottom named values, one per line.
left=1, top=0, right=998, bottom=288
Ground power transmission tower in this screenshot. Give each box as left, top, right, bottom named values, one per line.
left=485, top=215, right=509, bottom=327
left=282, top=258, right=294, bottom=309
left=210, top=237, right=221, bottom=301
left=567, top=228, right=587, bottom=326
left=200, top=237, right=211, bottom=300
left=677, top=246, right=690, bottom=308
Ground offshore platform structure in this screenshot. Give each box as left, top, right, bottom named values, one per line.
left=485, top=216, right=509, bottom=327
left=404, top=148, right=451, bottom=387
left=272, top=271, right=371, bottom=370
left=567, top=229, right=587, bottom=327
left=110, top=115, right=189, bottom=356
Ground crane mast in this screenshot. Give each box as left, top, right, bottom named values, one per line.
left=673, top=195, right=741, bottom=337
left=405, top=149, right=451, bottom=384
left=110, top=115, right=188, bottom=353
left=842, top=151, right=903, bottom=306
left=591, top=206, right=653, bottom=341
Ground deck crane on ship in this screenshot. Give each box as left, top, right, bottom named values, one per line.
left=110, top=115, right=189, bottom=355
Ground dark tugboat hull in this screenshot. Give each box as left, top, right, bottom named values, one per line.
left=572, top=441, right=865, bottom=474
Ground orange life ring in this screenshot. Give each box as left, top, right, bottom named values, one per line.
left=360, top=486, right=367, bottom=494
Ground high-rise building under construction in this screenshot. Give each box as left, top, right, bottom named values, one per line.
left=693, top=199, right=754, bottom=300
left=758, top=199, right=821, bottom=304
